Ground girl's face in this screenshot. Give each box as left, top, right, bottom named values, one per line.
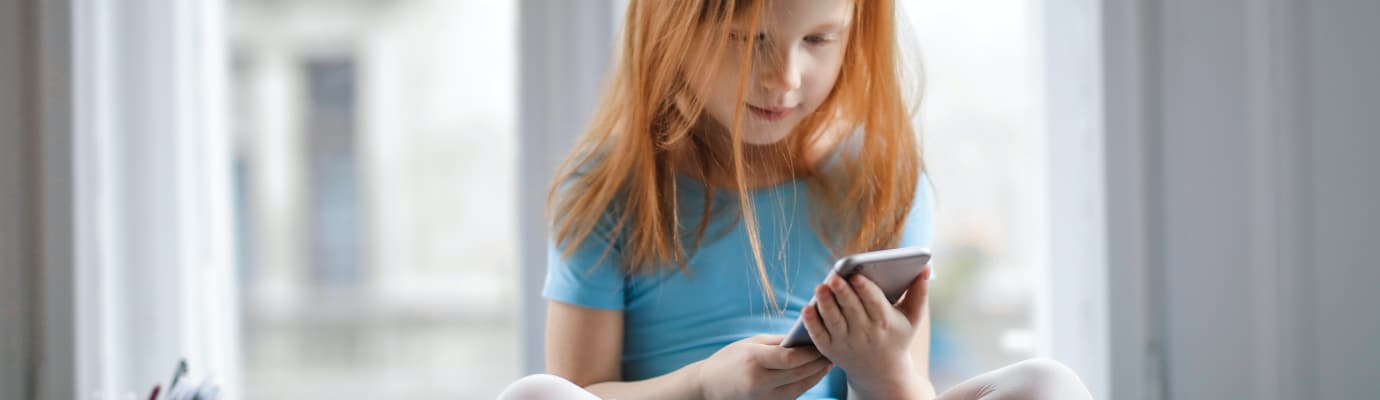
left=700, top=0, right=853, bottom=145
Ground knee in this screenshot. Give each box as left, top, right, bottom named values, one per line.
left=497, top=374, right=587, bottom=400
left=1003, top=358, right=1092, bottom=400
left=1008, top=358, right=1078, bottom=381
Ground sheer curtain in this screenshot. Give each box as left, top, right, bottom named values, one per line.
left=20, top=0, right=241, bottom=398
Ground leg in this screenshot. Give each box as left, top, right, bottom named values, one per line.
left=935, top=358, right=1093, bottom=400
left=497, top=374, right=604, bottom=400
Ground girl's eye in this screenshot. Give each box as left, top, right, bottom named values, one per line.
left=804, top=35, right=833, bottom=45
left=730, top=32, right=769, bottom=45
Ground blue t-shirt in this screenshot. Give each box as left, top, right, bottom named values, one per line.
left=544, top=174, right=934, bottom=399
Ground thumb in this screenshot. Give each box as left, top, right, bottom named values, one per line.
left=896, top=265, right=931, bottom=323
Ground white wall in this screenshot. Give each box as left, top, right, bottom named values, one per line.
left=1102, top=0, right=1380, bottom=398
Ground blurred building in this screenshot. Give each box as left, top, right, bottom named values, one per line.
left=229, top=1, right=519, bottom=398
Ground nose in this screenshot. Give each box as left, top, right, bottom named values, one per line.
left=759, top=47, right=802, bottom=92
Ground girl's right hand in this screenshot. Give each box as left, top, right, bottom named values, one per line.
left=691, top=334, right=835, bottom=400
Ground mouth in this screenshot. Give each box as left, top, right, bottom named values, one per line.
left=746, top=104, right=795, bottom=122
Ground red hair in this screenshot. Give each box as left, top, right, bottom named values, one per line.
left=548, top=0, right=924, bottom=311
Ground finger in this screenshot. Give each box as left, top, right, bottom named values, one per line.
left=773, top=359, right=834, bottom=396
left=815, top=284, right=849, bottom=336
left=767, top=356, right=833, bottom=387
left=755, top=345, right=823, bottom=370
left=802, top=303, right=832, bottom=346
left=849, top=274, right=893, bottom=324
left=743, top=334, right=785, bottom=346
left=828, top=274, right=873, bottom=326
left=897, top=266, right=932, bottom=323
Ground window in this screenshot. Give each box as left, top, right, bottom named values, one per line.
left=229, top=1, right=520, bottom=398
left=904, top=0, right=1048, bottom=390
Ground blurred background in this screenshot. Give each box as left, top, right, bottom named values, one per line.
left=228, top=1, right=520, bottom=397
left=2, top=0, right=1377, bottom=400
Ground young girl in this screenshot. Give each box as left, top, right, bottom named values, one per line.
left=502, top=0, right=1092, bottom=399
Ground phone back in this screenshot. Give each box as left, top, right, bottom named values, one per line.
left=781, top=247, right=931, bottom=348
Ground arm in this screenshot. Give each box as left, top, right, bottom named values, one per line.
left=545, top=300, right=704, bottom=399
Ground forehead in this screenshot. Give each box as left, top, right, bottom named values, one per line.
left=737, top=0, right=854, bottom=32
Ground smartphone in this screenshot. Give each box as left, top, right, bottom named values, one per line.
left=780, top=246, right=932, bottom=348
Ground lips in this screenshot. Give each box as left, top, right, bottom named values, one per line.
left=747, top=104, right=795, bottom=122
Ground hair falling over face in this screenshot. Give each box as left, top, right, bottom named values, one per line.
left=548, top=0, right=924, bottom=314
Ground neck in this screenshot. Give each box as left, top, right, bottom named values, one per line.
left=667, top=124, right=793, bottom=189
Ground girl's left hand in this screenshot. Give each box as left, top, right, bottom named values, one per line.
left=801, top=265, right=932, bottom=398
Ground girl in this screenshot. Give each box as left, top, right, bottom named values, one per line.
left=502, top=0, right=1093, bottom=399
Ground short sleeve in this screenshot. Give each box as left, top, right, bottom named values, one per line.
left=897, top=174, right=935, bottom=249
left=542, top=201, right=627, bottom=310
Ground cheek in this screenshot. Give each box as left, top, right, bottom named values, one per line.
left=702, top=84, right=737, bottom=126
left=803, top=57, right=845, bottom=109
left=702, top=66, right=748, bottom=124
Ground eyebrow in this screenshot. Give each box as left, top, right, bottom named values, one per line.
left=731, top=21, right=847, bottom=37
left=808, top=21, right=847, bottom=33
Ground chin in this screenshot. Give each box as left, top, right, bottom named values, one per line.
left=702, top=110, right=799, bottom=145
left=745, top=135, right=789, bottom=146
left=739, top=124, right=796, bottom=145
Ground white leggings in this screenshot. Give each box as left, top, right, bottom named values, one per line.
left=498, top=358, right=1093, bottom=400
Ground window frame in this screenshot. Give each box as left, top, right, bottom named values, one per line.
left=515, top=0, right=622, bottom=375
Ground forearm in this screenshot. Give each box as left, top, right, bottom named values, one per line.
left=583, top=361, right=703, bottom=400
left=847, top=359, right=936, bottom=400
left=851, top=379, right=935, bottom=400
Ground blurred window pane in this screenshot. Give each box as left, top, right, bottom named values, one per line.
left=906, top=0, right=1047, bottom=390
left=305, top=57, right=362, bottom=287
left=229, top=1, right=518, bottom=398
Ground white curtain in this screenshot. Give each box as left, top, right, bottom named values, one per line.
left=7, top=0, right=242, bottom=399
